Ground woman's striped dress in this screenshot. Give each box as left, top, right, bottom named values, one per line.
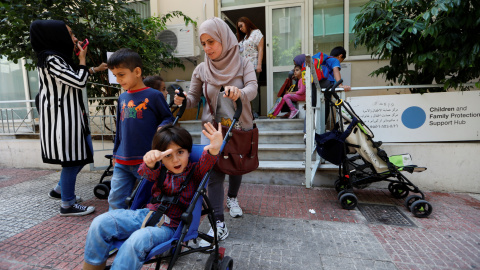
left=37, top=55, right=93, bottom=167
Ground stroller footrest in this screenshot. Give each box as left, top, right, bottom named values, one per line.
left=402, top=165, right=427, bottom=173
left=412, top=166, right=427, bottom=172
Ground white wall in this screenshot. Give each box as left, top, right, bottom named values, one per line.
left=152, top=0, right=215, bottom=24
left=1, top=138, right=478, bottom=193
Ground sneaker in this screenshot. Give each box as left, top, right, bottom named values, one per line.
left=198, top=221, right=229, bottom=247
left=288, top=109, right=299, bottom=119
left=108, top=248, right=118, bottom=256
left=226, top=197, right=243, bottom=218
left=49, top=189, right=83, bottom=203
left=59, top=203, right=95, bottom=216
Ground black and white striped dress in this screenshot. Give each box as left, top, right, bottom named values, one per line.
left=37, top=55, right=93, bottom=167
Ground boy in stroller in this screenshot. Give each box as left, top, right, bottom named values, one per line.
left=83, top=122, right=223, bottom=270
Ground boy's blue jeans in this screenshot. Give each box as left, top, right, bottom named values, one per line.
left=84, top=208, right=175, bottom=270
left=108, top=163, right=141, bottom=211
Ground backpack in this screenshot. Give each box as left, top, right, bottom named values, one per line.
left=301, top=52, right=327, bottom=83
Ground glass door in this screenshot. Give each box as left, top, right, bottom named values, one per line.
left=266, top=4, right=304, bottom=110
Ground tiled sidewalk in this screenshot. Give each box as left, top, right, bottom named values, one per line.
left=0, top=167, right=479, bottom=269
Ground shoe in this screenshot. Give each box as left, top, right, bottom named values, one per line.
left=49, top=189, right=83, bottom=203
left=108, top=248, right=118, bottom=256
left=199, top=221, right=229, bottom=247
left=226, top=197, right=243, bottom=218
left=59, top=203, right=95, bottom=216
left=288, top=109, right=299, bottom=119
left=281, top=112, right=291, bottom=118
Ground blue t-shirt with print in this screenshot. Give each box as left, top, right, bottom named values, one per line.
left=312, top=52, right=341, bottom=83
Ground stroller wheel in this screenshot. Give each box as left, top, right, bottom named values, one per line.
left=337, top=189, right=348, bottom=200
left=404, top=195, right=422, bottom=211
left=204, top=253, right=216, bottom=270
left=94, top=183, right=110, bottom=199
left=387, top=182, right=395, bottom=193
left=334, top=178, right=347, bottom=192
left=389, top=183, right=409, bottom=199
left=339, top=193, right=358, bottom=210
left=103, top=180, right=111, bottom=189
left=410, top=200, right=433, bottom=218
left=219, top=256, right=234, bottom=270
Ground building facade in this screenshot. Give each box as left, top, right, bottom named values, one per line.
left=0, top=0, right=391, bottom=116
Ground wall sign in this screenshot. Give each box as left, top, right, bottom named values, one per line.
left=346, top=91, right=480, bottom=142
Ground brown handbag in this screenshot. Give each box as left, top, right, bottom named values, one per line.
left=204, top=84, right=259, bottom=175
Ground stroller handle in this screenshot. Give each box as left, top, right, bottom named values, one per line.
left=169, top=88, right=187, bottom=126
left=175, top=89, right=187, bottom=118
left=220, top=86, right=243, bottom=121
left=233, top=98, right=242, bottom=121
left=325, top=79, right=343, bottom=101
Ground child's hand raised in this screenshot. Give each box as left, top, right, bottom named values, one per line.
left=202, top=122, right=223, bottom=156
left=143, top=149, right=174, bottom=169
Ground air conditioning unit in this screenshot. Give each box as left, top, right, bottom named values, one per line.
left=156, top=23, right=200, bottom=58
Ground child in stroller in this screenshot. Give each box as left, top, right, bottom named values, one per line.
left=316, top=80, right=432, bottom=218
left=83, top=122, right=225, bottom=270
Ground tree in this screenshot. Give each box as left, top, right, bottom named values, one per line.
left=0, top=0, right=195, bottom=99
left=352, top=0, right=480, bottom=93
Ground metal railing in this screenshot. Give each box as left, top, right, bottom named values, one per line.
left=303, top=54, right=479, bottom=188
left=0, top=100, right=37, bottom=134
left=0, top=95, right=118, bottom=171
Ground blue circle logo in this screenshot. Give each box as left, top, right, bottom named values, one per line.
left=402, top=106, right=426, bottom=129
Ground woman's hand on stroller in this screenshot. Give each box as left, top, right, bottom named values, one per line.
left=202, top=122, right=223, bottom=156
left=223, top=86, right=241, bottom=101
left=173, top=89, right=187, bottom=106
left=143, top=149, right=174, bottom=169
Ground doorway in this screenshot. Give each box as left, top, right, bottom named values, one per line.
left=222, top=3, right=305, bottom=117
left=222, top=7, right=266, bottom=116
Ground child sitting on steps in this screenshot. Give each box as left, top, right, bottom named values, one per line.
left=280, top=64, right=306, bottom=119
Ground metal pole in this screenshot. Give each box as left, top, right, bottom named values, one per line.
left=304, top=55, right=312, bottom=188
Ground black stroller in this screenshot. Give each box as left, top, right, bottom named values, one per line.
left=316, top=80, right=432, bottom=218
left=109, top=92, right=240, bottom=269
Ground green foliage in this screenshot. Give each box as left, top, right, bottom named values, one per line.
left=352, top=0, right=480, bottom=93
left=0, top=0, right=195, bottom=98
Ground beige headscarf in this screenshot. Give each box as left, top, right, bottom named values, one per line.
left=199, top=17, right=243, bottom=86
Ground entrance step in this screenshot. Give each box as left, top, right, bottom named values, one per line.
left=178, top=118, right=333, bottom=186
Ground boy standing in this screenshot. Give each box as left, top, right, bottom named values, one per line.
left=314, top=46, right=351, bottom=91
left=108, top=48, right=174, bottom=210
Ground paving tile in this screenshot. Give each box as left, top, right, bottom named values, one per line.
left=0, top=167, right=479, bottom=269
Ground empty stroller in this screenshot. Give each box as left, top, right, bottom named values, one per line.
left=316, top=80, right=432, bottom=218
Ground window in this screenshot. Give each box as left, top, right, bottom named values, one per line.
left=313, top=0, right=344, bottom=55
left=0, top=57, right=26, bottom=106
left=349, top=0, right=369, bottom=56
left=222, top=0, right=264, bottom=8
left=126, top=0, right=151, bottom=19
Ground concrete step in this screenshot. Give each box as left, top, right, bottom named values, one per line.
left=258, top=160, right=338, bottom=171
left=243, top=160, right=339, bottom=186
left=189, top=130, right=305, bottom=145
left=178, top=118, right=305, bottom=132
left=258, top=143, right=305, bottom=161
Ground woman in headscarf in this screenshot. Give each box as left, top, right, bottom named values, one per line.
left=30, top=20, right=107, bottom=216
left=174, top=17, right=258, bottom=245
